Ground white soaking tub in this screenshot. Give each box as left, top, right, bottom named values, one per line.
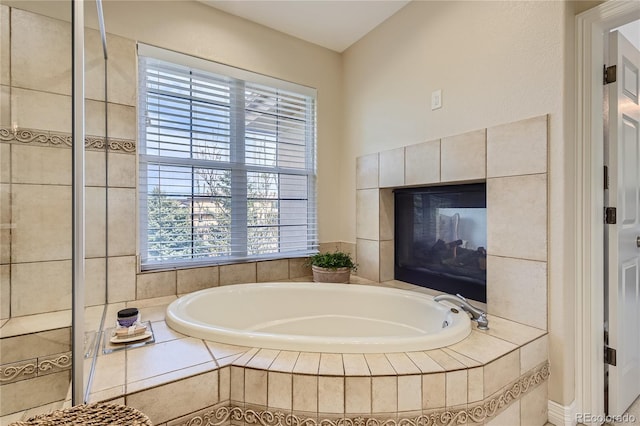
left=166, top=282, right=471, bottom=353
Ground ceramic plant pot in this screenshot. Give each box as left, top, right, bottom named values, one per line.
left=312, top=265, right=351, bottom=283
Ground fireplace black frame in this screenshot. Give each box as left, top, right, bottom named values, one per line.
left=394, top=183, right=487, bottom=302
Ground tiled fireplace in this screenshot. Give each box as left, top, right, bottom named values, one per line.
left=355, top=114, right=548, bottom=330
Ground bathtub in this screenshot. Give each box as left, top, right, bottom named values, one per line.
left=166, top=282, right=471, bottom=353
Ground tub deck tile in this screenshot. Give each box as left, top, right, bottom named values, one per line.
left=425, top=349, right=466, bottom=371
left=442, top=348, right=482, bottom=368
left=269, top=351, right=300, bottom=373
left=232, top=348, right=260, bottom=367
left=246, top=349, right=280, bottom=370
left=218, top=353, right=245, bottom=367
left=479, top=315, right=546, bottom=346
left=364, top=354, right=395, bottom=376
left=125, top=360, right=218, bottom=394
left=385, top=353, right=420, bottom=375
left=293, top=352, right=321, bottom=375
left=342, top=354, right=370, bottom=376
left=319, top=353, right=344, bottom=376
left=205, top=341, right=251, bottom=360
left=405, top=351, right=444, bottom=373
left=446, top=331, right=517, bottom=364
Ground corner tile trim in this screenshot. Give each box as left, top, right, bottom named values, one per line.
left=169, top=362, right=549, bottom=426
left=0, top=127, right=136, bottom=153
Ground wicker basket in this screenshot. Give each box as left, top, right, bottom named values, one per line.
left=10, top=402, right=153, bottom=426
left=312, top=265, right=351, bottom=283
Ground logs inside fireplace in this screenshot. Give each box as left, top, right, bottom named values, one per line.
left=394, top=183, right=487, bottom=302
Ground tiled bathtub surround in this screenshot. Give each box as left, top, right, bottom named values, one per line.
left=70, top=287, right=548, bottom=426
left=355, top=115, right=549, bottom=331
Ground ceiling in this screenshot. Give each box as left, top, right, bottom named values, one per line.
left=199, top=0, right=410, bottom=52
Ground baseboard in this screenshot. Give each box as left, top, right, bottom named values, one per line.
left=548, top=400, right=576, bottom=426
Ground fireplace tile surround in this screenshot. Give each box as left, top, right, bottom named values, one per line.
left=355, top=114, right=549, bottom=331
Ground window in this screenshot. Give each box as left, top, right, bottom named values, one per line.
left=138, top=44, right=317, bottom=269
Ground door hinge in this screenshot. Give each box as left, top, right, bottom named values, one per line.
left=604, top=65, right=617, bottom=85
left=605, top=346, right=617, bottom=366
left=605, top=207, right=617, bottom=224
left=604, top=165, right=609, bottom=190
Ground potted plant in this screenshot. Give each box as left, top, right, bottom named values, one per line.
left=307, top=251, right=357, bottom=283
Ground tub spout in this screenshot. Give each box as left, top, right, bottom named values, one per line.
left=434, top=293, right=489, bottom=330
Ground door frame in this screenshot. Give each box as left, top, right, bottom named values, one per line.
left=575, top=1, right=640, bottom=420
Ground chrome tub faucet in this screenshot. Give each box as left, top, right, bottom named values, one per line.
left=434, top=293, right=489, bottom=330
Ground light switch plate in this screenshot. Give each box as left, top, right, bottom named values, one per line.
left=431, top=89, right=442, bottom=110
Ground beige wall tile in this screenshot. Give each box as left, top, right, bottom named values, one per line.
left=86, top=100, right=106, bottom=137
left=84, top=28, right=106, bottom=103
left=446, top=370, right=467, bottom=407
left=86, top=151, right=106, bottom=187
left=0, top=370, right=70, bottom=415
left=230, top=366, right=244, bottom=402
left=441, top=129, right=486, bottom=182
left=85, top=257, right=106, bottom=307
left=345, top=377, right=371, bottom=414
left=318, top=376, right=344, bottom=414
left=108, top=188, right=136, bottom=256
left=397, top=375, right=421, bottom=412
left=86, top=186, right=106, bottom=258
left=0, top=229, right=9, bottom=265
left=11, top=9, right=71, bottom=95
left=108, top=255, right=136, bottom=303
left=1, top=264, right=8, bottom=319
left=0, top=182, right=9, bottom=264
left=1, top=85, right=9, bottom=127
left=520, top=381, right=547, bottom=426
left=405, top=140, right=440, bottom=186
left=177, top=266, right=218, bottom=294
left=292, top=374, right=317, bottom=412
left=468, top=367, right=483, bottom=403
left=11, top=260, right=71, bottom=316
left=319, top=242, right=341, bottom=253
left=12, top=88, right=71, bottom=133
left=487, top=174, right=547, bottom=261
left=1, top=143, right=9, bottom=183
left=289, top=257, right=311, bottom=279
left=0, top=6, right=8, bottom=86
left=371, top=376, right=397, bottom=413
left=268, top=372, right=292, bottom=410
left=487, top=256, right=547, bottom=330
left=244, top=368, right=268, bottom=406
left=422, top=373, right=445, bottom=409
left=137, top=270, right=176, bottom=300
left=126, top=371, right=218, bottom=425
left=487, top=115, right=547, bottom=178
left=356, top=239, right=380, bottom=282
left=108, top=103, right=137, bottom=141
left=379, top=240, right=394, bottom=282
left=356, top=189, right=379, bottom=240
left=11, top=145, right=71, bottom=185
left=0, top=328, right=70, bottom=364
left=257, top=259, right=289, bottom=282
left=484, top=350, right=520, bottom=397
left=486, top=399, right=520, bottom=426
left=108, top=153, right=136, bottom=188
left=379, top=147, right=404, bottom=188
left=339, top=242, right=357, bottom=258
left=356, top=153, right=379, bottom=190
left=220, top=262, right=257, bottom=285
left=219, top=367, right=230, bottom=401
left=12, top=184, right=71, bottom=263
left=106, top=34, right=137, bottom=107
left=379, top=188, right=394, bottom=241
left=520, top=335, right=548, bottom=374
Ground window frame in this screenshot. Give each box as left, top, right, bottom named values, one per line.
left=137, top=44, right=318, bottom=270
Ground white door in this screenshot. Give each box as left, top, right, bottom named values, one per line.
left=606, top=30, right=640, bottom=416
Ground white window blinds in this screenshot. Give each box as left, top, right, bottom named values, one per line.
left=138, top=44, right=317, bottom=269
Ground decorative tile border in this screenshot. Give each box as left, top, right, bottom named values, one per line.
left=0, top=351, right=72, bottom=384
left=170, top=362, right=549, bottom=426
left=0, top=127, right=136, bottom=153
